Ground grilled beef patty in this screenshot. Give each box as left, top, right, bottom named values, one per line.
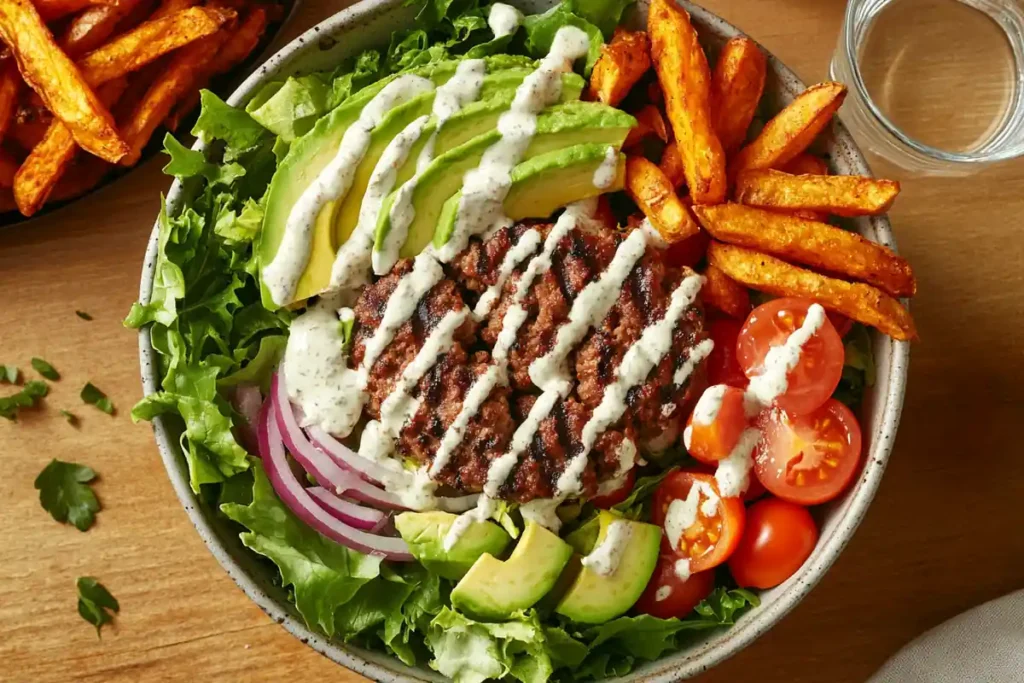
left=351, top=217, right=707, bottom=502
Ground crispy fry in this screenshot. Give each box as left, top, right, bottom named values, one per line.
left=707, top=241, right=916, bottom=340
left=701, top=263, right=751, bottom=318
left=119, top=30, right=228, bottom=165
left=167, top=6, right=267, bottom=130
left=61, top=1, right=140, bottom=57
left=693, top=203, right=916, bottom=297
left=624, top=103, right=668, bottom=148
left=659, top=140, right=685, bottom=189
left=648, top=0, right=726, bottom=204
left=710, top=36, right=766, bottom=153
left=625, top=155, right=700, bottom=243
left=0, top=148, right=18, bottom=187
left=77, top=6, right=236, bottom=85
left=34, top=0, right=112, bottom=22
left=0, top=57, right=20, bottom=141
left=0, top=0, right=126, bottom=162
left=736, top=169, right=901, bottom=217
left=14, top=78, right=126, bottom=215
left=587, top=28, right=650, bottom=107
left=783, top=152, right=829, bottom=176
left=732, top=82, right=847, bottom=175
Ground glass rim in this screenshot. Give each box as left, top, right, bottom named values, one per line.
left=840, top=0, right=1024, bottom=165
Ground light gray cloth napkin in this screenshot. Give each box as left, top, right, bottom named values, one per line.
left=869, top=589, right=1024, bottom=683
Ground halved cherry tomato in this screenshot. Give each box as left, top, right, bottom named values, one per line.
left=685, top=385, right=750, bottom=464
left=665, top=230, right=710, bottom=268
left=742, top=474, right=767, bottom=502
left=590, top=468, right=636, bottom=509
left=737, top=298, right=844, bottom=415
left=652, top=471, right=745, bottom=572
left=705, top=317, right=748, bottom=388
left=754, top=399, right=862, bottom=505
left=634, top=559, right=716, bottom=619
left=728, top=497, right=818, bottom=589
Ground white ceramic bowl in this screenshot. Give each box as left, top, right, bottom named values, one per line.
left=137, top=1, right=911, bottom=679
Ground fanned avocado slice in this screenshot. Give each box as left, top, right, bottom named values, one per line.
left=258, top=55, right=534, bottom=308
left=374, top=104, right=634, bottom=261
left=431, top=141, right=627, bottom=252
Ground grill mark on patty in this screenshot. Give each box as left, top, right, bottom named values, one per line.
left=627, top=263, right=654, bottom=325
left=550, top=252, right=576, bottom=305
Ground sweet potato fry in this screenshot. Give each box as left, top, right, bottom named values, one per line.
left=648, top=0, right=726, bottom=204
left=0, top=57, right=20, bottom=141
left=707, top=241, right=916, bottom=340
left=731, top=82, right=847, bottom=175
left=0, top=0, right=126, bottom=162
left=119, top=30, right=228, bottom=165
left=34, top=0, right=111, bottom=22
left=166, top=6, right=267, bottom=130
left=625, top=155, right=700, bottom=243
left=14, top=77, right=126, bottom=215
left=587, top=28, right=650, bottom=107
left=77, top=6, right=235, bottom=86
left=701, top=263, right=751, bottom=318
left=693, top=203, right=916, bottom=297
left=0, top=148, right=18, bottom=187
left=624, top=103, right=668, bottom=148
left=736, top=169, right=901, bottom=217
left=61, top=1, right=140, bottom=57
left=783, top=153, right=829, bottom=176
left=659, top=140, right=685, bottom=189
left=710, top=36, right=766, bottom=153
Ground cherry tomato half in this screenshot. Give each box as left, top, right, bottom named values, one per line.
left=652, top=471, right=745, bottom=572
left=754, top=399, right=862, bottom=505
left=728, top=497, right=818, bottom=589
left=737, top=298, right=844, bottom=415
left=590, top=468, right=636, bottom=509
left=705, top=317, right=748, bottom=388
left=685, top=385, right=750, bottom=464
left=634, top=560, right=716, bottom=619
left=826, top=311, right=854, bottom=338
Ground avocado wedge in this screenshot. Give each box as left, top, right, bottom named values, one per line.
left=374, top=104, right=633, bottom=263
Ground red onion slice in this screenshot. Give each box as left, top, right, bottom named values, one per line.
left=304, top=424, right=414, bottom=488
left=270, top=373, right=407, bottom=510
left=257, top=399, right=413, bottom=561
left=307, top=486, right=387, bottom=531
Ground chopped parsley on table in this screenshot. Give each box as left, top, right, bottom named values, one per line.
left=80, top=383, right=114, bottom=415
left=0, top=365, right=19, bottom=383
left=76, top=577, right=119, bottom=636
left=31, top=357, right=60, bottom=381
left=34, top=459, right=101, bottom=531
left=0, top=380, right=48, bottom=420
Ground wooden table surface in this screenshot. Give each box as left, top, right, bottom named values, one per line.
left=2, top=0, right=1022, bottom=681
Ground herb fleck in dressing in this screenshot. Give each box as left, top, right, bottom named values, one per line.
left=582, top=520, right=633, bottom=576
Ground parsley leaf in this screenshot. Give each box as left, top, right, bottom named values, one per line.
left=60, top=409, right=79, bottom=426
left=81, top=383, right=114, bottom=415
left=0, top=365, right=19, bottom=383
left=0, top=380, right=48, bottom=420
left=76, top=577, right=118, bottom=636
left=75, top=310, right=93, bottom=320
left=31, top=358, right=60, bottom=381
left=34, top=459, right=100, bottom=530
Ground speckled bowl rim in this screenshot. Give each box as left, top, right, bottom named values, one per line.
left=136, top=1, right=911, bottom=680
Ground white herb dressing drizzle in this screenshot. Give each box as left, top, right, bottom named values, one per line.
left=674, top=558, right=691, bottom=581
left=529, top=228, right=649, bottom=392
left=473, top=228, right=542, bottom=319
left=520, top=497, right=562, bottom=532
left=442, top=496, right=496, bottom=551
left=655, top=585, right=673, bottom=602
left=488, top=2, right=523, bottom=38
left=639, top=217, right=668, bottom=249
left=437, top=26, right=591, bottom=262
left=591, top=146, right=619, bottom=189
left=702, top=303, right=828, bottom=496
left=663, top=479, right=720, bottom=550
left=581, top=520, right=633, bottom=576
left=557, top=273, right=706, bottom=496
left=674, top=338, right=715, bottom=386
left=267, top=75, right=434, bottom=305
left=378, top=60, right=489, bottom=276
left=692, top=384, right=728, bottom=426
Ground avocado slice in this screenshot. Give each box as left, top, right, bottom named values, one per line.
left=555, top=511, right=661, bottom=624
left=450, top=521, right=573, bottom=620
left=394, top=511, right=511, bottom=581
left=432, top=142, right=627, bottom=251
left=375, top=105, right=633, bottom=261
left=258, top=55, right=535, bottom=308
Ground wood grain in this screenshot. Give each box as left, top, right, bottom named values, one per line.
left=1, top=0, right=1022, bottom=681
